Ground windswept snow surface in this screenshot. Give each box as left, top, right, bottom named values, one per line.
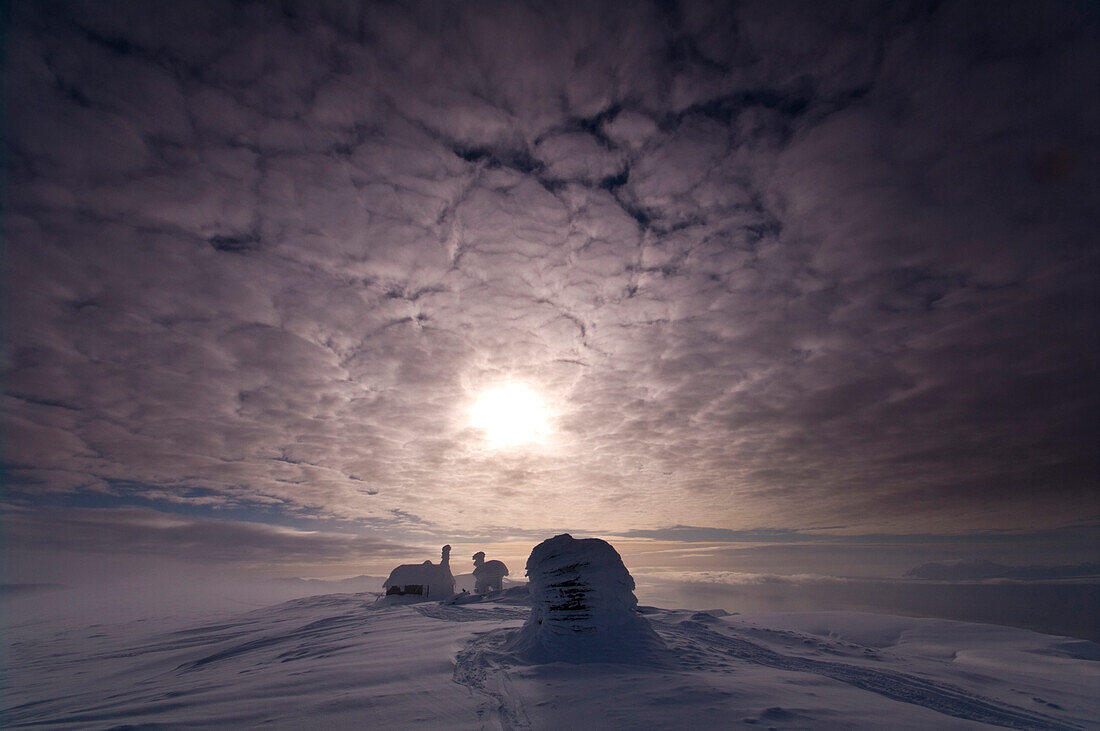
left=3, top=593, right=1098, bottom=729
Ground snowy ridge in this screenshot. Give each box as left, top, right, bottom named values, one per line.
left=3, top=593, right=1098, bottom=729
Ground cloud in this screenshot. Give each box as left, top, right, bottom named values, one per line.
left=2, top=506, right=419, bottom=565
left=904, top=560, right=1100, bottom=582
left=618, top=523, right=1100, bottom=547
left=638, top=570, right=855, bottom=586
left=620, top=526, right=821, bottom=543
left=2, top=0, right=1097, bottom=542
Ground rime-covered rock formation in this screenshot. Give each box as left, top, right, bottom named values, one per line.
left=507, top=533, right=664, bottom=663
left=472, top=551, right=509, bottom=594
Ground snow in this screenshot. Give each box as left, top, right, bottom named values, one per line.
left=3, top=591, right=1098, bottom=729
left=4, top=536, right=1098, bottom=728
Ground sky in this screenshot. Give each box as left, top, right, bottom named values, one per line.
left=3, top=0, right=1098, bottom=589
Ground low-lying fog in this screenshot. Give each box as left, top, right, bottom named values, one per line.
left=5, top=568, right=1096, bottom=644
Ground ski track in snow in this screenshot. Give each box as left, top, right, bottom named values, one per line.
left=433, top=604, right=1083, bottom=731
left=662, top=619, right=1077, bottom=731
left=416, top=603, right=531, bottom=623
left=453, top=630, right=532, bottom=730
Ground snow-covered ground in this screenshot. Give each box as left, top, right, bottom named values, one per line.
left=3, top=590, right=1097, bottom=729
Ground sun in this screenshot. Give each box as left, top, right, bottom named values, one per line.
left=471, top=383, right=549, bottom=448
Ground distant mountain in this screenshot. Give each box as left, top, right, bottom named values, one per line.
left=271, top=575, right=385, bottom=593
left=0, top=583, right=64, bottom=596
left=904, top=561, right=1100, bottom=581
left=454, top=573, right=527, bottom=594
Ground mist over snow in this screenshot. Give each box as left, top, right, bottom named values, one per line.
left=4, top=536, right=1099, bottom=728
left=904, top=560, right=1100, bottom=582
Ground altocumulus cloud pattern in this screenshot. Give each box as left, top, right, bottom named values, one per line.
left=4, top=0, right=1098, bottom=539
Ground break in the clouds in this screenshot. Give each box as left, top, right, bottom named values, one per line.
left=3, top=0, right=1098, bottom=543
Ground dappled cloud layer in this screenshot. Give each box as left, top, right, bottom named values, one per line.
left=4, top=0, right=1098, bottom=540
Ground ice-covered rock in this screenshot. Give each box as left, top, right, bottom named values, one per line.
left=472, top=551, right=509, bottom=594
left=507, top=534, right=665, bottom=663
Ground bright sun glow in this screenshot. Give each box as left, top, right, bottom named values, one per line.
left=471, top=383, right=549, bottom=448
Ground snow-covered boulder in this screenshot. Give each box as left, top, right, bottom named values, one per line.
left=472, top=551, right=509, bottom=594
left=507, top=534, right=665, bottom=663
